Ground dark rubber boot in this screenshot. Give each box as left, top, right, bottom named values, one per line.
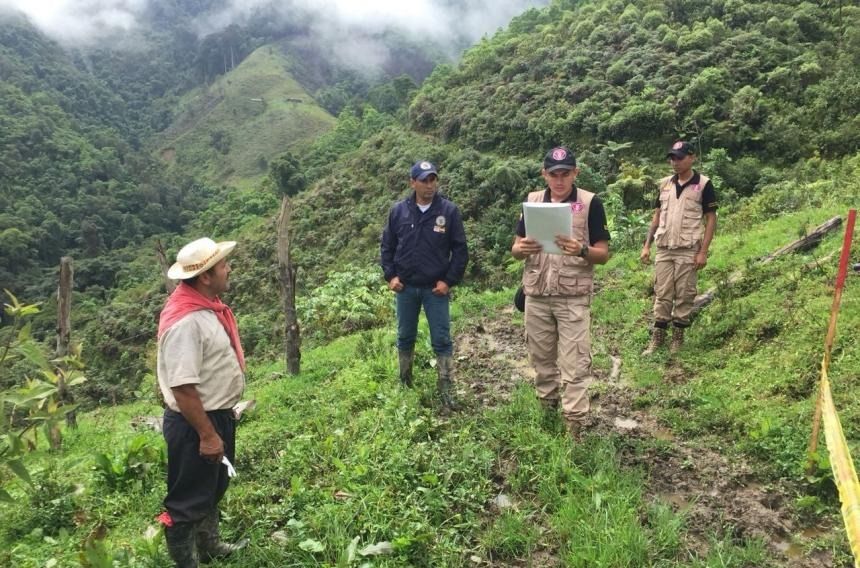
left=398, top=350, right=415, bottom=387
left=195, top=509, right=248, bottom=562
left=165, top=522, right=198, bottom=568
left=436, top=355, right=461, bottom=413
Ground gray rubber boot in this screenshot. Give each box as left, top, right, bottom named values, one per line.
left=165, top=522, right=199, bottom=568
left=398, top=350, right=415, bottom=387
left=641, top=327, right=667, bottom=356
left=436, top=355, right=461, bottom=413
left=195, top=509, right=248, bottom=562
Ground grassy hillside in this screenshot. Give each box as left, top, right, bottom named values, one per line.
left=156, top=45, right=335, bottom=186
left=252, top=0, right=860, bottom=294
left=1, top=167, right=858, bottom=565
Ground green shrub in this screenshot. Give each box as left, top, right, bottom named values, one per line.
left=3, top=467, right=77, bottom=539
left=92, top=434, right=165, bottom=490
left=298, top=265, right=392, bottom=343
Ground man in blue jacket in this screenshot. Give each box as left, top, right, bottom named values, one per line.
left=380, top=160, right=469, bottom=411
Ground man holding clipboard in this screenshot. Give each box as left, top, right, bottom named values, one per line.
left=511, top=146, right=610, bottom=440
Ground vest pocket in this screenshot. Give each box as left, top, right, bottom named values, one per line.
left=522, top=269, right=541, bottom=295
left=558, top=270, right=592, bottom=296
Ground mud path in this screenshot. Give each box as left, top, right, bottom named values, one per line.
left=454, top=306, right=839, bottom=567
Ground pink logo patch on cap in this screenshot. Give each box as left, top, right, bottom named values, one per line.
left=571, top=202, right=584, bottom=212
left=672, top=142, right=684, bottom=150
left=552, top=148, right=567, bottom=160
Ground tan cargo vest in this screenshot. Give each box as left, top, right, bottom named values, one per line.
left=521, top=188, right=594, bottom=297
left=653, top=173, right=710, bottom=249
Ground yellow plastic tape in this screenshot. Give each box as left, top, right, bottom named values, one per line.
left=820, top=360, right=860, bottom=566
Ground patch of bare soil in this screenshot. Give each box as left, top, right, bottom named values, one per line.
left=455, top=306, right=534, bottom=407
left=455, top=306, right=840, bottom=567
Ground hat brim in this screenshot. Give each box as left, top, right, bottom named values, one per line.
left=414, top=170, right=438, bottom=181
left=667, top=150, right=692, bottom=158
left=545, top=164, right=575, bottom=173
left=167, top=241, right=237, bottom=280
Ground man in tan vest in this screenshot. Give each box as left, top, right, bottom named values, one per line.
left=640, top=141, right=718, bottom=355
left=512, top=146, right=611, bottom=439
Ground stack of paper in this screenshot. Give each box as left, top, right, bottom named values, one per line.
left=523, top=203, right=571, bottom=255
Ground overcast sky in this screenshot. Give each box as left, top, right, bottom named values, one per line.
left=0, top=0, right=548, bottom=48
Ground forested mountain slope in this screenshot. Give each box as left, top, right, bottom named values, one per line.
left=410, top=0, right=860, bottom=162
left=275, top=0, right=860, bottom=294
left=3, top=0, right=860, bottom=414
left=154, top=45, right=336, bottom=186
left=0, top=15, right=214, bottom=299
left=52, top=0, right=860, bottom=401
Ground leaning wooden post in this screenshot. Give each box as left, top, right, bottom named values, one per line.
left=277, top=195, right=301, bottom=375
left=56, top=256, right=77, bottom=430
left=807, top=209, right=856, bottom=472
left=155, top=239, right=176, bottom=294
left=691, top=216, right=844, bottom=317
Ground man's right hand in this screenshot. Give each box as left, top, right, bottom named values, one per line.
left=388, top=276, right=404, bottom=293
left=514, top=237, right=543, bottom=258
left=640, top=245, right=651, bottom=265
left=199, top=432, right=224, bottom=464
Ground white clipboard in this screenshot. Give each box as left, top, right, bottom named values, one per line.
left=523, top=202, right=571, bottom=255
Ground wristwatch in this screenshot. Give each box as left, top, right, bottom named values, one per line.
left=578, top=244, right=589, bottom=258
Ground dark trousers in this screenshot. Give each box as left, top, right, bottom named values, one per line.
left=163, top=408, right=236, bottom=524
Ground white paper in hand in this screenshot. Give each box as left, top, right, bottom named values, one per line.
left=523, top=202, right=572, bottom=255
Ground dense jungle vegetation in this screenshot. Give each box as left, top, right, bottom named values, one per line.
left=1, top=0, right=860, bottom=565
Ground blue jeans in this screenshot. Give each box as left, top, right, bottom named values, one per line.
left=395, top=285, right=452, bottom=355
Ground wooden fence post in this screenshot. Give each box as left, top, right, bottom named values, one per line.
left=277, top=196, right=301, bottom=375
left=57, top=256, right=76, bottom=431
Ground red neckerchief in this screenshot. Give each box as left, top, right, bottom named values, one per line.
left=157, top=281, right=245, bottom=370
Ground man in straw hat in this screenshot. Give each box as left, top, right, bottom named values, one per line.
left=156, top=237, right=248, bottom=567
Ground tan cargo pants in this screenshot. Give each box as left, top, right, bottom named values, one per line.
left=524, top=295, right=593, bottom=422
left=653, top=247, right=698, bottom=327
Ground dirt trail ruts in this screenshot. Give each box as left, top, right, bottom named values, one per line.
left=454, top=306, right=838, bottom=567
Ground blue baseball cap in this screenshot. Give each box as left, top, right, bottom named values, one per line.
left=410, top=160, right=438, bottom=181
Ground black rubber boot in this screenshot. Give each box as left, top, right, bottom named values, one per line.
left=398, top=350, right=415, bottom=387
left=165, top=522, right=198, bottom=568
left=195, top=509, right=248, bottom=563
left=436, top=355, right=461, bottom=413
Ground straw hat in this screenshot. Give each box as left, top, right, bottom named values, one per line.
left=167, top=237, right=237, bottom=280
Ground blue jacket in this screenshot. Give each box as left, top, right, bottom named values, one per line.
left=380, top=192, right=468, bottom=287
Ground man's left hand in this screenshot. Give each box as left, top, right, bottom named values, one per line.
left=432, top=281, right=450, bottom=296
left=695, top=251, right=708, bottom=270
left=555, top=235, right=583, bottom=256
